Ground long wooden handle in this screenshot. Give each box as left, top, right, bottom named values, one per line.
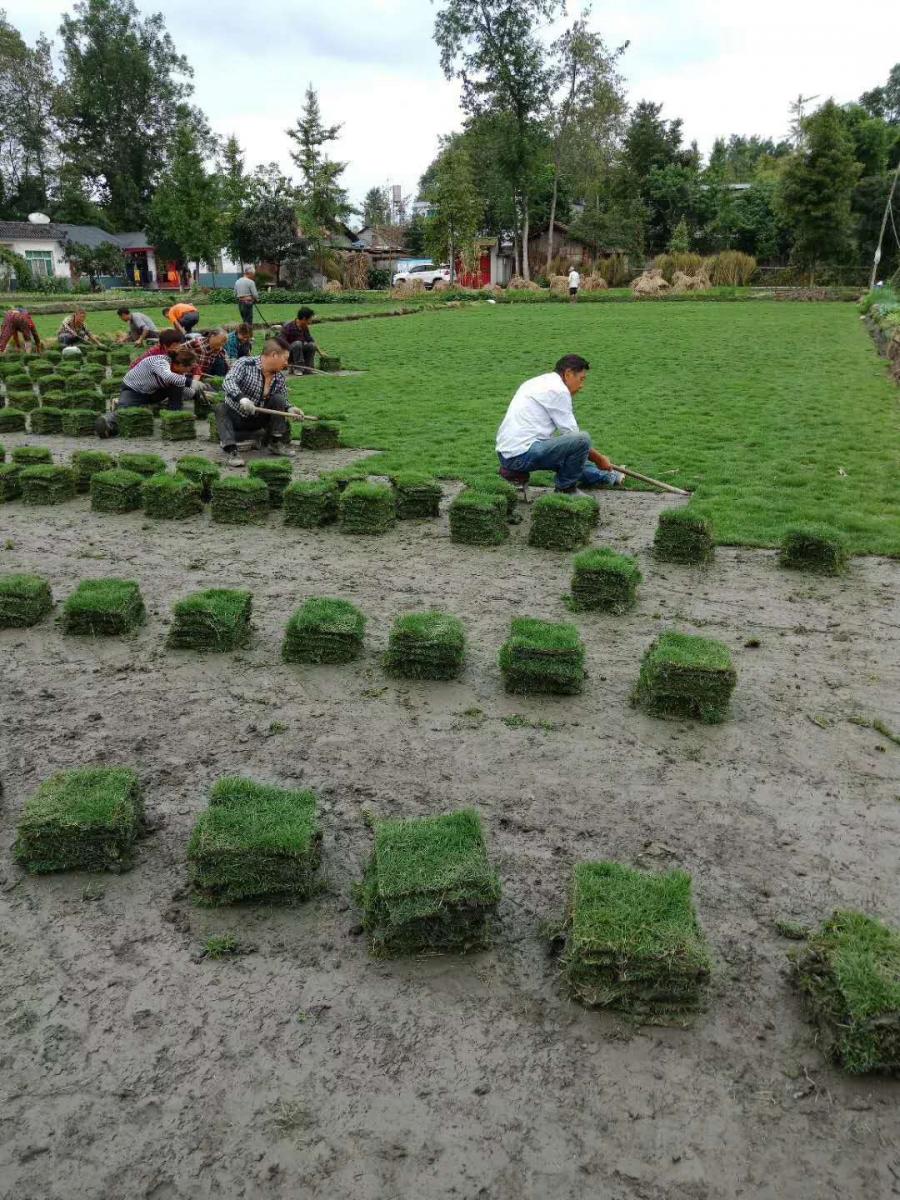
left=249, top=405, right=319, bottom=421
left=612, top=465, right=690, bottom=496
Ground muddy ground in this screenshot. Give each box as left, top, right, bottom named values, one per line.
left=1, top=427, right=899, bottom=1200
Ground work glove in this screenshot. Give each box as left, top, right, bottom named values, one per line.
left=288, top=406, right=304, bottom=420
left=238, top=397, right=256, bottom=415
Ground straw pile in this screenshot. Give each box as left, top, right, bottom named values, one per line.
left=71, top=450, right=116, bottom=493
left=300, top=419, right=341, bottom=450
left=90, top=468, right=144, bottom=513
left=168, top=588, right=252, bottom=651
left=570, top=548, right=642, bottom=612
left=20, top=464, right=76, bottom=505
left=116, top=407, right=154, bottom=437
left=528, top=493, right=598, bottom=550
left=633, top=631, right=736, bottom=724
left=384, top=611, right=466, bottom=680
left=0, top=572, right=53, bottom=627
left=12, top=446, right=52, bottom=466
left=248, top=458, right=293, bottom=506
left=175, top=455, right=220, bottom=500
left=159, top=410, right=196, bottom=441
left=499, top=617, right=585, bottom=695
left=0, top=408, right=27, bottom=432
left=142, top=473, right=203, bottom=520
left=118, top=452, right=166, bottom=478
left=30, top=407, right=64, bottom=434
left=0, top=463, right=22, bottom=500
left=282, top=597, right=365, bottom=664
left=653, top=508, right=715, bottom=564
left=62, top=578, right=146, bottom=635
left=211, top=476, right=270, bottom=524
left=449, top=490, right=508, bottom=545
left=283, top=479, right=339, bottom=527
left=779, top=525, right=848, bottom=576
left=392, top=472, right=442, bottom=520
left=339, top=481, right=396, bottom=535
left=61, top=409, right=98, bottom=437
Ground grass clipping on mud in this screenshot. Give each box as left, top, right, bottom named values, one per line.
left=633, top=631, right=736, bottom=724
left=14, top=766, right=144, bottom=874
left=168, top=588, right=252, bottom=651
left=282, top=597, right=365, bottom=664
left=562, top=861, right=711, bottom=1022
left=360, top=808, right=501, bottom=958
left=0, top=572, right=53, bottom=627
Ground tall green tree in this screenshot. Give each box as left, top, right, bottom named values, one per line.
left=362, top=186, right=391, bottom=227
left=287, top=86, right=353, bottom=234
left=0, top=13, right=58, bottom=216
left=147, top=123, right=223, bottom=279
left=422, top=136, right=482, bottom=280
left=218, top=134, right=249, bottom=267
left=229, top=168, right=302, bottom=282
left=859, top=64, right=900, bottom=124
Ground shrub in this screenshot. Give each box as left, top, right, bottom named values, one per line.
left=449, top=490, right=508, bottom=546
left=159, top=410, right=196, bottom=442
left=90, top=468, right=144, bottom=513
left=707, top=250, right=757, bottom=287
left=175, top=454, right=220, bottom=500
left=392, top=472, right=442, bottom=520
left=210, top=476, right=270, bottom=524
left=248, top=457, right=293, bottom=506
left=528, top=493, right=598, bottom=550
left=0, top=463, right=22, bottom=500
left=61, top=409, right=98, bottom=437
left=384, top=611, right=466, bottom=680
left=779, top=525, right=848, bottom=576
left=0, top=408, right=27, bottom=433
left=0, top=572, right=53, bottom=627
left=633, top=631, right=736, bottom=724
left=30, top=407, right=64, bottom=435
left=300, top=419, right=341, bottom=450
left=116, top=408, right=154, bottom=437
left=168, top=588, right=252, bottom=651
left=20, top=464, right=76, bottom=504
left=142, top=472, right=203, bottom=520
left=339, top=480, right=396, bottom=534
left=13, top=767, right=144, bottom=874
left=12, top=445, right=52, bottom=466
left=570, top=548, right=642, bottom=613
left=63, top=578, right=146, bottom=635
left=653, top=508, right=715, bottom=564
left=71, top=450, right=116, bottom=493
left=282, top=597, right=365, bottom=664
left=499, top=617, right=585, bottom=695
left=597, top=252, right=631, bottom=288
left=283, top=478, right=339, bottom=527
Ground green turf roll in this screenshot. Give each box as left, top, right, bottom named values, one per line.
left=20, top=464, right=76, bottom=504
left=142, top=472, right=203, bottom=519
left=116, top=408, right=154, bottom=438
left=6, top=390, right=39, bottom=412
left=210, top=476, right=270, bottom=524
left=653, top=508, right=715, bottom=564
left=499, top=616, right=585, bottom=695
left=159, top=410, right=196, bottom=441
left=61, top=409, right=98, bottom=437
left=0, top=572, right=53, bottom=627
left=62, top=578, right=146, bottom=635
left=248, top=457, right=293, bottom=506
left=71, top=449, right=116, bottom=493
left=175, top=455, right=220, bottom=500
left=30, top=407, right=64, bottom=435
left=283, top=478, right=339, bottom=527
left=0, top=463, right=22, bottom=500
left=90, top=468, right=144, bottom=513
left=528, top=492, right=598, bottom=551
left=570, top=548, right=642, bottom=613
left=12, top=445, right=52, bottom=466
left=300, top=419, right=341, bottom=450
left=632, top=631, right=736, bottom=723
left=779, top=525, right=848, bottom=576
left=392, top=472, right=442, bottom=520
left=282, top=597, right=365, bottom=664
left=168, top=588, right=252, bottom=651
left=339, top=480, right=396, bottom=534
left=384, top=611, right=466, bottom=680
left=449, top=490, right=508, bottom=546
left=0, top=408, right=27, bottom=433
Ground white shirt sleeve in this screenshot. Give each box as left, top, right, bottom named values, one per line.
left=541, top=381, right=578, bottom=434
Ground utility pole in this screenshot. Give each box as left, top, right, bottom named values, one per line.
left=869, top=159, right=900, bottom=290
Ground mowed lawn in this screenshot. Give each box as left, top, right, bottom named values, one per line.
left=285, top=301, right=900, bottom=556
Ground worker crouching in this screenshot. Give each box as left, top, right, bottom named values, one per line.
left=215, top=338, right=304, bottom=468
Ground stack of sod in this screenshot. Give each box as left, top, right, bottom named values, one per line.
left=75, top=391, right=106, bottom=414
left=90, top=469, right=144, bottom=513
left=30, top=407, right=64, bottom=435
left=159, top=410, right=196, bottom=441
left=360, top=808, right=501, bottom=958
left=7, top=391, right=39, bottom=412
left=187, top=777, right=323, bottom=905
left=12, top=445, right=52, bottom=467
left=570, top=548, right=642, bottom=613
left=204, top=375, right=224, bottom=392
left=0, top=463, right=22, bottom=500
left=13, top=766, right=144, bottom=874
left=142, top=473, right=203, bottom=520
left=80, top=364, right=106, bottom=383
left=321, top=465, right=368, bottom=491
left=116, top=408, right=154, bottom=437
left=118, top=451, right=166, bottom=478
left=43, top=349, right=63, bottom=363
left=561, top=861, right=711, bottom=1021
left=392, top=472, right=442, bottom=520
left=633, top=631, right=736, bottom=724
left=339, top=481, right=396, bottom=535
left=448, top=490, right=508, bottom=546
left=792, top=910, right=900, bottom=1074
left=71, top=449, right=116, bottom=493
left=653, top=508, right=715, bottom=564
left=20, top=464, right=76, bottom=505
left=192, top=390, right=213, bottom=419
left=61, top=409, right=98, bottom=437
left=282, top=597, right=365, bottom=664
left=528, top=492, right=598, bottom=551
left=499, top=617, right=585, bottom=695
left=779, top=525, right=848, bottom=576
left=318, top=354, right=341, bottom=372
left=384, top=611, right=466, bottom=680
left=62, top=578, right=146, bottom=636
left=0, top=408, right=27, bottom=433
left=0, top=572, right=53, bottom=627
left=0, top=440, right=4, bottom=458
left=28, top=360, right=53, bottom=379
left=248, top=457, right=293, bottom=506
left=210, top=476, right=270, bottom=525
left=283, top=479, right=339, bottom=527
left=300, top=420, right=340, bottom=450
left=4, top=370, right=31, bottom=390
left=167, top=588, right=252, bottom=651
left=40, top=390, right=68, bottom=410
left=175, top=455, right=220, bottom=500
left=207, top=414, right=218, bottom=443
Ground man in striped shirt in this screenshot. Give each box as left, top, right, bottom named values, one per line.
left=96, top=346, right=202, bottom=437
left=216, top=338, right=303, bottom=467
left=0, top=308, right=42, bottom=353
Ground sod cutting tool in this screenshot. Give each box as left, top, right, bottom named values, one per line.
left=588, top=449, right=690, bottom=496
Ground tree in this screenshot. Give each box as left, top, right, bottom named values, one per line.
left=422, top=136, right=482, bottom=281
left=668, top=215, right=690, bottom=252
left=777, top=99, right=862, bottom=280
left=63, top=238, right=124, bottom=286
left=859, top=64, right=900, bottom=124
left=229, top=168, right=303, bottom=282
left=56, top=0, right=193, bottom=230
left=147, top=123, right=223, bottom=280
left=287, top=86, right=353, bottom=234
left=0, top=14, right=59, bottom=216
left=218, top=134, right=249, bottom=268
left=362, top=186, right=391, bottom=227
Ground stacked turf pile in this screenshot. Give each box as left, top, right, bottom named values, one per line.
left=71, top=450, right=115, bottom=493
left=142, top=473, right=203, bottom=520
left=211, top=476, right=270, bottom=524
left=118, top=452, right=165, bottom=478
left=448, top=490, right=508, bottom=546
left=30, top=408, right=64, bottom=434
left=283, top=479, right=339, bottom=528
left=61, top=409, right=98, bottom=437
left=499, top=617, right=585, bottom=695
left=13, top=766, right=144, bottom=874
left=207, top=414, right=218, bottom=443
left=792, top=910, right=900, bottom=1074
left=779, top=525, right=848, bottom=576
left=633, top=631, right=736, bottom=724
left=117, top=407, right=154, bottom=437
left=339, top=480, right=396, bottom=535
left=392, top=472, right=442, bottom=520
left=12, top=446, right=52, bottom=466
left=248, top=458, right=293, bottom=506
left=187, top=776, right=323, bottom=905
left=0, top=408, right=27, bottom=433
left=168, top=588, right=252, bottom=651
left=8, top=391, right=39, bottom=412
left=384, top=611, right=466, bottom=680
left=39, top=390, right=67, bottom=409
left=91, top=468, right=144, bottom=513
left=562, top=861, right=711, bottom=1020
left=318, top=355, right=341, bottom=372
left=159, top=410, right=196, bottom=441
left=300, top=420, right=340, bottom=450
left=175, top=455, right=220, bottom=500
left=192, top=389, right=213, bottom=419
left=62, top=578, right=146, bottom=635
left=0, top=463, right=22, bottom=500
left=467, top=477, right=519, bottom=522
left=570, top=548, right=642, bottom=613
left=360, top=808, right=501, bottom=958
left=528, top=492, right=598, bottom=550
left=321, top=465, right=368, bottom=491
left=653, top=508, right=715, bottom=564
left=20, top=464, right=76, bottom=505
left=282, top=597, right=365, bottom=664
left=0, top=573, right=53, bottom=627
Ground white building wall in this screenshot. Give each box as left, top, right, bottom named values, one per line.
left=1, top=237, right=69, bottom=278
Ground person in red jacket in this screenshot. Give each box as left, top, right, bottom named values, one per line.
left=0, top=307, right=42, bottom=353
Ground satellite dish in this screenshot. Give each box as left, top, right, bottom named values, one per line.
left=27, top=212, right=51, bottom=224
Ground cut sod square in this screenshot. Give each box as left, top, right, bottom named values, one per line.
left=300, top=420, right=341, bottom=450
left=13, top=766, right=144, bottom=874
left=175, top=455, right=220, bottom=500
left=321, top=465, right=368, bottom=491
left=449, top=490, right=508, bottom=546
left=528, top=492, right=598, bottom=551
left=0, top=441, right=4, bottom=460
left=40, top=389, right=70, bottom=409
left=0, top=408, right=27, bottom=433
left=562, top=861, right=711, bottom=1020
left=71, top=449, right=116, bottom=493
left=30, top=407, right=64, bottom=435
left=116, top=407, right=155, bottom=438
left=159, top=410, right=196, bottom=441
left=318, top=354, right=341, bottom=372
left=168, top=588, right=252, bottom=651
left=20, top=464, right=76, bottom=505
left=90, top=468, right=144, bottom=513
left=0, top=463, right=22, bottom=500
left=39, top=372, right=66, bottom=390
left=499, top=617, right=585, bottom=695
left=118, top=451, right=166, bottom=478
left=384, top=611, right=466, bottom=680
left=192, top=390, right=213, bottom=419
left=779, top=525, right=848, bottom=576
left=207, top=414, right=218, bottom=443
left=7, top=390, right=39, bottom=412
left=12, top=445, right=52, bottom=466
left=28, top=358, right=54, bottom=375
left=80, top=364, right=106, bottom=383
left=282, top=597, right=365, bottom=664
left=61, top=409, right=98, bottom=437
left=142, top=473, right=203, bottom=520
left=392, top=472, right=442, bottom=520
left=248, top=457, right=293, bottom=506
left=211, top=476, right=270, bottom=525
left=653, top=508, right=715, bottom=564
left=792, top=910, right=900, bottom=1074
left=283, top=479, right=339, bottom=527
left=0, top=572, right=53, bottom=627
left=339, top=480, right=396, bottom=535
left=633, top=631, right=736, bottom=724
left=3, top=370, right=30, bottom=389
left=465, top=477, right=519, bottom=521
left=570, top=548, right=642, bottom=613
left=63, top=578, right=146, bottom=636
left=188, top=779, right=322, bottom=905
left=360, top=808, right=501, bottom=958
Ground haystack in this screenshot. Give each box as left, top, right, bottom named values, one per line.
left=631, top=269, right=670, bottom=296
left=507, top=276, right=542, bottom=291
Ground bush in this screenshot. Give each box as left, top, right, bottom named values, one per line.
left=62, top=578, right=146, bottom=635
left=168, top=588, right=252, bottom=651
left=90, top=468, right=144, bottom=513
left=632, top=631, right=736, bottom=724
left=283, top=478, right=339, bottom=528
left=248, top=457, right=293, bottom=506
left=30, top=407, right=64, bottom=435
left=384, top=611, right=466, bottom=680
left=71, top=449, right=116, bottom=493
left=653, top=508, right=715, bottom=564
left=20, top=464, right=76, bottom=504
left=0, top=572, right=53, bottom=627
left=528, top=493, right=598, bottom=551
left=282, top=597, right=365, bottom=664
left=12, top=445, right=52, bottom=466
left=597, top=252, right=631, bottom=288
left=570, top=548, right=642, bottom=613
left=142, top=472, right=203, bottom=520
left=499, top=617, right=585, bottom=696
left=449, top=490, right=508, bottom=546
left=779, top=525, right=848, bottom=576
left=368, top=267, right=392, bottom=290
left=210, top=476, right=270, bottom=525
left=339, top=480, right=396, bottom=535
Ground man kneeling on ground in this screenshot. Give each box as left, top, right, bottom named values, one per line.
left=215, top=338, right=304, bottom=467
left=278, top=306, right=322, bottom=375
left=96, top=346, right=203, bottom=437
left=495, top=354, right=623, bottom=494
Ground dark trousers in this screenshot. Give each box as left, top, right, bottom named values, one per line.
left=205, top=357, right=227, bottom=377
left=179, top=312, right=200, bottom=333
left=215, top=399, right=288, bottom=449
left=289, top=341, right=316, bottom=372
left=238, top=299, right=255, bottom=325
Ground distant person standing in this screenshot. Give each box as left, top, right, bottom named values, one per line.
left=0, top=307, right=42, bottom=353
left=568, top=266, right=580, bottom=303
left=234, top=267, right=259, bottom=325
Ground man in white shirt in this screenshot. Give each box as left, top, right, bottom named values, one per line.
left=568, top=266, right=580, bottom=302
left=495, top=355, right=623, bottom=493
left=234, top=268, right=259, bottom=325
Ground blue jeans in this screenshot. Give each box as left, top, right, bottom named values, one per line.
left=499, top=433, right=615, bottom=491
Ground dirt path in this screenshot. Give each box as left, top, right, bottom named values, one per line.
left=1, top=431, right=899, bottom=1200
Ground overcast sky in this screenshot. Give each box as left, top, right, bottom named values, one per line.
left=16, top=0, right=900, bottom=217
